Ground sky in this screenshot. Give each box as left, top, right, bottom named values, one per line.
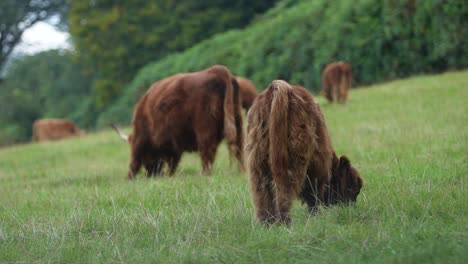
left=0, top=22, right=69, bottom=76
left=13, top=21, right=70, bottom=55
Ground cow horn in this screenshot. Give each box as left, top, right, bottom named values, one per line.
left=111, top=124, right=128, bottom=141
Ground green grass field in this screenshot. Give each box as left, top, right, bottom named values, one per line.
left=1, top=71, right=467, bottom=263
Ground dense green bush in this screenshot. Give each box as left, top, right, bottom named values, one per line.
left=98, top=0, right=468, bottom=127
left=69, top=0, right=279, bottom=109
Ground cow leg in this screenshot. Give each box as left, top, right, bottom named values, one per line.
left=324, top=89, right=332, bottom=103
left=249, top=164, right=277, bottom=226
left=273, top=177, right=295, bottom=225
left=128, top=139, right=146, bottom=179
left=331, top=84, right=339, bottom=103
left=338, top=77, right=347, bottom=104
left=322, top=78, right=332, bottom=103
left=343, top=90, right=349, bottom=103
left=128, top=158, right=141, bottom=180
left=167, top=153, right=182, bottom=176
left=199, top=142, right=218, bottom=175
left=234, top=103, right=245, bottom=172
left=145, top=157, right=163, bottom=177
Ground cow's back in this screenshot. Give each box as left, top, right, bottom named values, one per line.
left=323, top=63, right=343, bottom=84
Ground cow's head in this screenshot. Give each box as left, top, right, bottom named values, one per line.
left=328, top=153, right=363, bottom=205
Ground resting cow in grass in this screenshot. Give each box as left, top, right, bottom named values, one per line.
left=113, top=65, right=244, bottom=179
left=321, top=61, right=352, bottom=104
left=245, top=80, right=362, bottom=225
left=33, top=119, right=84, bottom=142
left=235, top=76, right=258, bottom=111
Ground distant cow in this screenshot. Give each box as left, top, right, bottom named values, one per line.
left=113, top=65, right=244, bottom=179
left=321, top=61, right=352, bottom=103
left=33, top=119, right=84, bottom=142
left=245, top=80, right=362, bottom=225
left=236, top=76, right=258, bottom=111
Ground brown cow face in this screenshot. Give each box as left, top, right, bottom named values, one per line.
left=328, top=154, right=363, bottom=204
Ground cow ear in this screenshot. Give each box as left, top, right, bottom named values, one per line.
left=339, top=155, right=350, bottom=167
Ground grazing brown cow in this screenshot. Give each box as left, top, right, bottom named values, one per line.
left=32, top=119, right=84, bottom=142
left=321, top=61, right=352, bottom=104
left=235, top=76, right=258, bottom=111
left=114, top=65, right=244, bottom=179
left=246, top=80, right=362, bottom=225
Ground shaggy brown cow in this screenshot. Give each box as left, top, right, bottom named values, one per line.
left=245, top=80, right=362, bottom=225
left=235, top=76, right=258, bottom=110
left=114, top=65, right=244, bottom=179
left=321, top=61, right=352, bottom=104
left=33, top=119, right=83, bottom=142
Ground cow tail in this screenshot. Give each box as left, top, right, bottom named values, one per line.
left=224, top=75, right=243, bottom=168
left=269, top=80, right=291, bottom=183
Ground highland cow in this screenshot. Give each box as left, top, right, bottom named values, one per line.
left=33, top=119, right=84, bottom=142
left=235, top=76, right=258, bottom=111
left=113, top=65, right=244, bottom=179
left=245, top=80, right=362, bottom=225
left=321, top=61, right=352, bottom=103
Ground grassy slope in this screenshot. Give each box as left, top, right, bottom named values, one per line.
left=0, top=71, right=467, bottom=263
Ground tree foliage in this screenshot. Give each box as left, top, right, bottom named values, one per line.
left=0, top=0, right=69, bottom=75
left=0, top=50, right=91, bottom=144
left=69, top=0, right=279, bottom=108
left=97, top=0, right=468, bottom=127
